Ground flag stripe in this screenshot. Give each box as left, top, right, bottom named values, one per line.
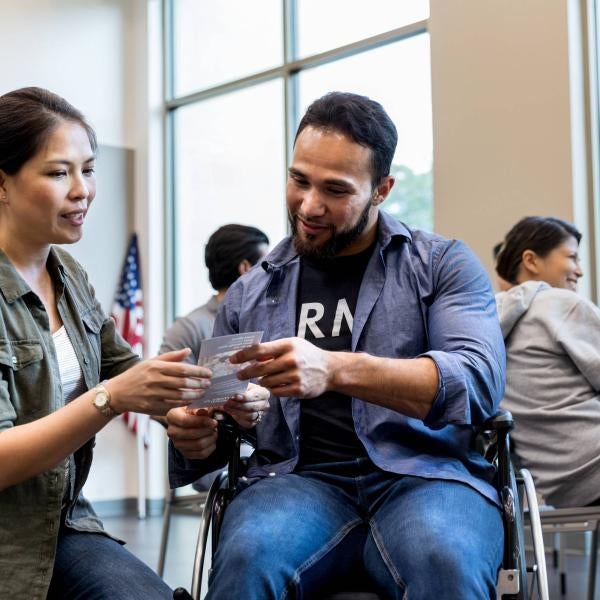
left=111, top=233, right=148, bottom=445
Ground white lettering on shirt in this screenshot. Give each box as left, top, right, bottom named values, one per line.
left=297, top=299, right=354, bottom=338
left=332, top=298, right=353, bottom=337
left=298, top=302, right=325, bottom=338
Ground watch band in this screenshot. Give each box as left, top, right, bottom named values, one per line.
left=92, top=381, right=118, bottom=419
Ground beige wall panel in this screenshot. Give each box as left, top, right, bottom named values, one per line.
left=430, top=0, right=575, bottom=280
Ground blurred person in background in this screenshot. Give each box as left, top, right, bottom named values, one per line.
left=159, top=224, right=269, bottom=365
left=496, top=216, right=600, bottom=507
left=159, top=224, right=270, bottom=485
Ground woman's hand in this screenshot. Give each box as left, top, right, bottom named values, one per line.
left=105, top=349, right=211, bottom=416
left=166, top=406, right=218, bottom=460
left=222, top=382, right=270, bottom=429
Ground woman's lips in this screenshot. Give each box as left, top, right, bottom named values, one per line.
left=61, top=211, right=86, bottom=226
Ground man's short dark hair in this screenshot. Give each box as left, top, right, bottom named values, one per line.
left=205, top=224, right=269, bottom=290
left=295, top=91, right=398, bottom=187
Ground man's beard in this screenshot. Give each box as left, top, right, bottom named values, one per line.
left=289, top=200, right=372, bottom=260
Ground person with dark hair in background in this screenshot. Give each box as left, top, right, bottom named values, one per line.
left=159, top=224, right=269, bottom=365
left=158, top=224, right=270, bottom=431
left=496, top=216, right=600, bottom=508
left=167, top=92, right=506, bottom=599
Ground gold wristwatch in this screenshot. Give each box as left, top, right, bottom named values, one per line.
left=92, top=381, right=117, bottom=419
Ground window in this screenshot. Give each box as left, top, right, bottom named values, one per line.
left=165, top=0, right=432, bottom=316
left=172, top=0, right=283, bottom=95
left=173, top=81, right=286, bottom=314
left=296, top=0, right=429, bottom=58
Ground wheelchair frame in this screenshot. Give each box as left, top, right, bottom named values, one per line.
left=174, top=411, right=549, bottom=600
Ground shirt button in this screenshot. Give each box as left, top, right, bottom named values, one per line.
left=241, top=476, right=248, bottom=481
left=268, top=472, right=276, bottom=477
left=11, top=356, right=16, bottom=364
left=83, top=357, right=89, bottom=364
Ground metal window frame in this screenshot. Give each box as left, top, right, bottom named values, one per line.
left=162, top=0, right=429, bottom=320
left=584, top=0, right=600, bottom=304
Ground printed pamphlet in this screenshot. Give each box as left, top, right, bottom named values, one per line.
left=191, top=331, right=264, bottom=408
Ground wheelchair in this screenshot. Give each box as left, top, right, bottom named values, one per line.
left=173, top=410, right=549, bottom=600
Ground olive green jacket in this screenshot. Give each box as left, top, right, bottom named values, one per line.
left=0, top=247, right=139, bottom=600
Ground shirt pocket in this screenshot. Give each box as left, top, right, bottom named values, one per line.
left=0, top=340, right=45, bottom=418
left=80, top=309, right=103, bottom=372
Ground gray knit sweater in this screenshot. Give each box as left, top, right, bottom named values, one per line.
left=496, top=281, right=600, bottom=507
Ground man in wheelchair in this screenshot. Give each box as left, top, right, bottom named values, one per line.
left=167, top=92, right=506, bottom=600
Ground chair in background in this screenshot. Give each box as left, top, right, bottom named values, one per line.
left=530, top=505, right=600, bottom=600
left=174, top=410, right=550, bottom=600
left=511, top=440, right=600, bottom=599
left=157, top=486, right=207, bottom=577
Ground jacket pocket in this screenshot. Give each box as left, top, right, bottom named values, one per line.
left=81, top=309, right=103, bottom=372
left=81, top=310, right=103, bottom=335
left=0, top=340, right=44, bottom=417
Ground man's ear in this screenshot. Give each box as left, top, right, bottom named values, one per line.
left=0, top=170, right=8, bottom=203
left=372, top=175, right=395, bottom=206
left=238, top=259, right=252, bottom=275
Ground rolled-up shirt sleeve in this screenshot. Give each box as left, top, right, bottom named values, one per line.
left=419, top=240, right=506, bottom=428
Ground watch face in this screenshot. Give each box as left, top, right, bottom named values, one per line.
left=96, top=392, right=109, bottom=408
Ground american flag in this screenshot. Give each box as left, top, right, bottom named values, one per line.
left=111, top=233, right=148, bottom=443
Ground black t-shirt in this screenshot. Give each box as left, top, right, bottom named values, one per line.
left=296, top=244, right=374, bottom=465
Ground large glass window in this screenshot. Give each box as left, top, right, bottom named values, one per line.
left=166, top=0, right=432, bottom=316
left=173, top=0, right=283, bottom=96
left=296, top=0, right=429, bottom=58
left=173, top=81, right=287, bottom=315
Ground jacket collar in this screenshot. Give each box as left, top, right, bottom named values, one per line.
left=262, top=210, right=412, bottom=270
left=0, top=246, right=66, bottom=304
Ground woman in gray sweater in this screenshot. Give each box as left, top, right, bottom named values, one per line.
left=495, top=216, right=600, bottom=507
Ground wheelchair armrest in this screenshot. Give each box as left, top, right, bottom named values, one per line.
left=477, top=410, right=515, bottom=478
left=480, top=409, right=514, bottom=434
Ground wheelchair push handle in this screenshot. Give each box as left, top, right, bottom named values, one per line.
left=481, top=409, right=514, bottom=433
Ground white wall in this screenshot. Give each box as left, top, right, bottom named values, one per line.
left=1, top=0, right=129, bottom=147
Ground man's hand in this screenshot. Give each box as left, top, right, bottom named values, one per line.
left=166, top=406, right=218, bottom=460
left=222, top=382, right=271, bottom=428
left=231, top=337, right=333, bottom=398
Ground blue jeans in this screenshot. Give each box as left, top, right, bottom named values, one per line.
left=47, top=526, right=172, bottom=600
left=207, top=459, right=503, bottom=600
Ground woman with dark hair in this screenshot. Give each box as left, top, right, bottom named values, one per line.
left=0, top=87, right=268, bottom=599
left=495, top=216, right=600, bottom=508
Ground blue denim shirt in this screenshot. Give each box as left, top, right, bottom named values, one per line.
left=170, top=212, right=506, bottom=505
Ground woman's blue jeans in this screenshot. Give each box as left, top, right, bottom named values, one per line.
left=47, top=526, right=172, bottom=599
left=207, top=459, right=503, bottom=600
